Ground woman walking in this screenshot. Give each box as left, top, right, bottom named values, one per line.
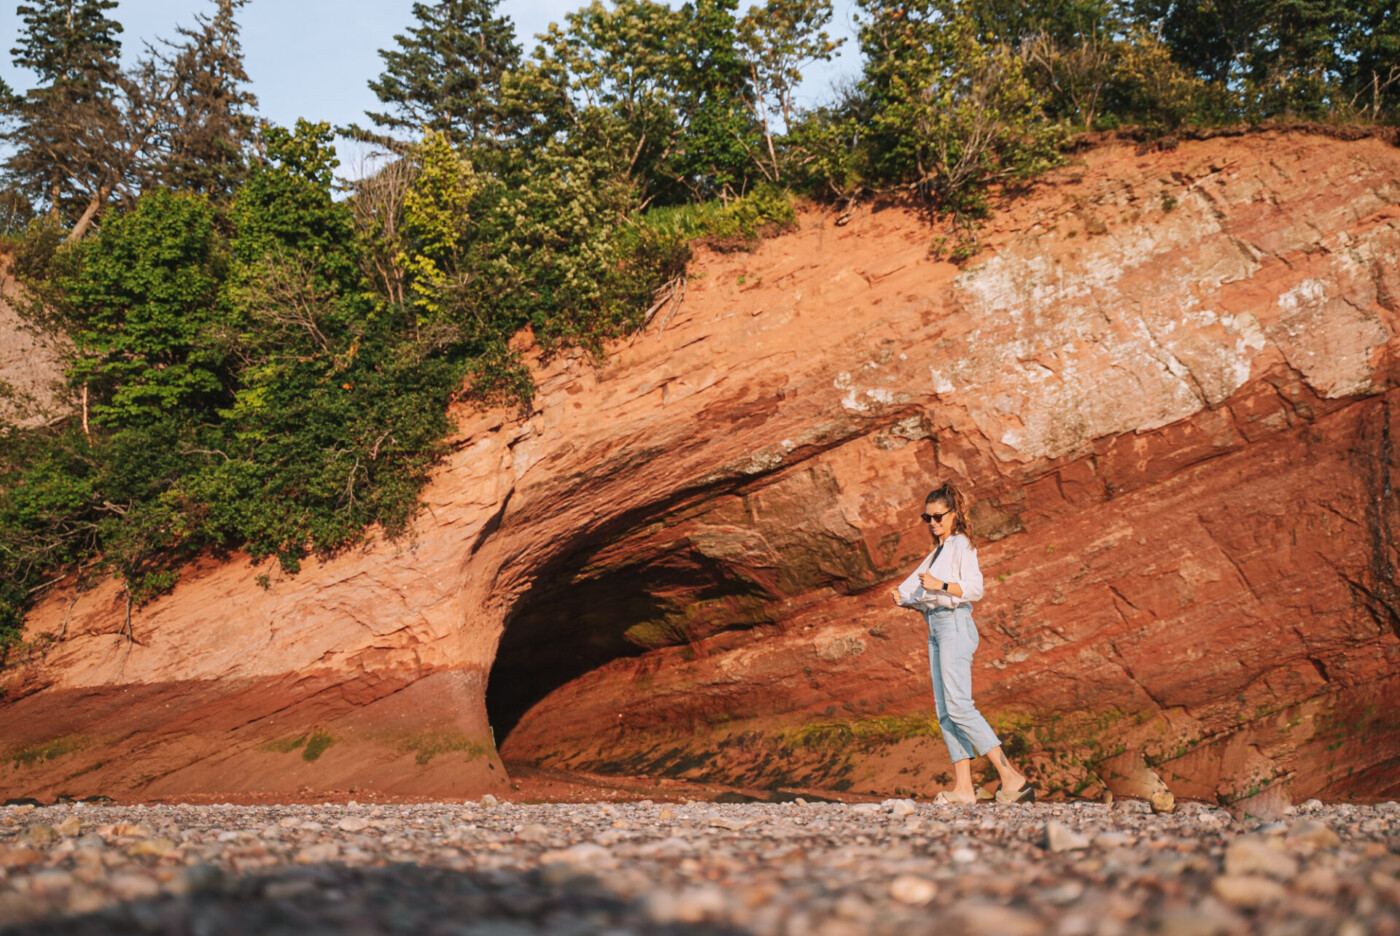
left=891, top=481, right=1035, bottom=805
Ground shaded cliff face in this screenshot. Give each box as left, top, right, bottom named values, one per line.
left=4, top=132, right=1399, bottom=805
left=0, top=253, right=69, bottom=428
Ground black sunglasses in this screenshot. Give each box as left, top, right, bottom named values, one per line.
left=921, top=510, right=952, bottom=524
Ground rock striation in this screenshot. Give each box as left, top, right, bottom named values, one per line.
left=3, top=131, right=1399, bottom=804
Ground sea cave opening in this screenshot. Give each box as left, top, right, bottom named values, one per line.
left=484, top=538, right=773, bottom=757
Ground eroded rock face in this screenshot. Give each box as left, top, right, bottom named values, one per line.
left=0, top=253, right=69, bottom=428
left=4, top=132, right=1399, bottom=803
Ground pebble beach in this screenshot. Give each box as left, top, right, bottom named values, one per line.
left=1, top=797, right=1398, bottom=935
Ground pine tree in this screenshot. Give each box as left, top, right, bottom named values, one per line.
left=4, top=0, right=126, bottom=229
left=364, top=0, right=522, bottom=147
left=154, top=0, right=260, bottom=200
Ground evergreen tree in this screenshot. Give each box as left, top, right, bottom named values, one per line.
left=364, top=0, right=522, bottom=147
left=155, top=0, right=260, bottom=200
left=4, top=0, right=126, bottom=227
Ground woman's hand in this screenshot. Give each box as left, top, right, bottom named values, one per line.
left=889, top=587, right=904, bottom=607
left=919, top=572, right=943, bottom=591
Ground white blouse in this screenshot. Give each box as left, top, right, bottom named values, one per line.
left=896, top=534, right=985, bottom=610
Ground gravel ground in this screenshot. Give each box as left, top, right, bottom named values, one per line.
left=1, top=797, right=1397, bottom=935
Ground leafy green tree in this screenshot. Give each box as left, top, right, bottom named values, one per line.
left=1130, top=0, right=1263, bottom=87
left=859, top=1, right=1062, bottom=231
left=1110, top=25, right=1216, bottom=130
left=736, top=0, right=843, bottom=182
left=507, top=0, right=697, bottom=205
left=363, top=0, right=522, bottom=147
left=956, top=0, right=1120, bottom=46
left=672, top=0, right=757, bottom=199
left=56, top=190, right=228, bottom=428
left=228, top=120, right=359, bottom=293
left=0, top=427, right=102, bottom=633
left=398, top=131, right=483, bottom=342
left=1131, top=0, right=1357, bottom=118
left=1338, top=0, right=1400, bottom=120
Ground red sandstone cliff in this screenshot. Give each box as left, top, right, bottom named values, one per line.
left=0, top=252, right=69, bottom=429
left=3, top=131, right=1398, bottom=806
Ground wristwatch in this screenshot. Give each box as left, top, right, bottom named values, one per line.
left=941, top=581, right=950, bottom=591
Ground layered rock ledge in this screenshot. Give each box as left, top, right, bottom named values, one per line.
left=3, top=131, right=1399, bottom=804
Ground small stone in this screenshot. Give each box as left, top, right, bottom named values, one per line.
left=1223, top=836, right=1298, bottom=879
left=478, top=794, right=499, bottom=808
left=172, top=863, right=223, bottom=895
left=107, top=872, right=161, bottom=901
left=884, top=798, right=917, bottom=817
left=1156, top=899, right=1239, bottom=936
left=1151, top=791, right=1176, bottom=815
left=111, top=823, right=153, bottom=839
left=28, top=869, right=75, bottom=895
left=1043, top=880, right=1085, bottom=905
left=644, top=885, right=727, bottom=924
left=540, top=843, right=611, bottom=865
left=21, top=824, right=57, bottom=846
left=1094, top=831, right=1136, bottom=850
left=517, top=823, right=550, bottom=843
left=849, top=803, right=882, bottom=815
left=1101, top=789, right=1114, bottom=806
left=126, top=837, right=176, bottom=858
left=709, top=816, right=753, bottom=831
left=1285, top=819, right=1341, bottom=850
left=951, top=900, right=1045, bottom=936
left=294, top=843, right=339, bottom=864
left=0, top=847, right=45, bottom=868
left=1045, top=820, right=1091, bottom=853
left=889, top=874, right=937, bottom=905
left=63, top=886, right=108, bottom=916
left=834, top=892, right=874, bottom=922
left=55, top=816, right=81, bottom=837
left=794, top=797, right=808, bottom=806
left=336, top=817, right=371, bottom=833
left=1301, top=798, right=1324, bottom=812
left=951, top=847, right=977, bottom=863
left=1295, top=866, right=1340, bottom=896
left=1211, top=874, right=1287, bottom=907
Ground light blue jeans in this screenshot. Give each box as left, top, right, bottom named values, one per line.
left=926, top=605, right=1001, bottom=762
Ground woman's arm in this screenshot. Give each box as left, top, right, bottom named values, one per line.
left=957, top=538, right=984, bottom=602
left=917, top=537, right=983, bottom=601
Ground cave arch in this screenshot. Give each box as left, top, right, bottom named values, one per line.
left=484, top=535, right=773, bottom=748
left=482, top=461, right=889, bottom=752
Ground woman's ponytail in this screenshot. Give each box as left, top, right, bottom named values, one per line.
left=926, top=481, right=975, bottom=547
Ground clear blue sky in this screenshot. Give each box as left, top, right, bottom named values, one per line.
left=2, top=0, right=863, bottom=180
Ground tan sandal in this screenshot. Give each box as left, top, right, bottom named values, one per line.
left=933, top=790, right=977, bottom=805
left=994, top=783, right=1037, bottom=804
